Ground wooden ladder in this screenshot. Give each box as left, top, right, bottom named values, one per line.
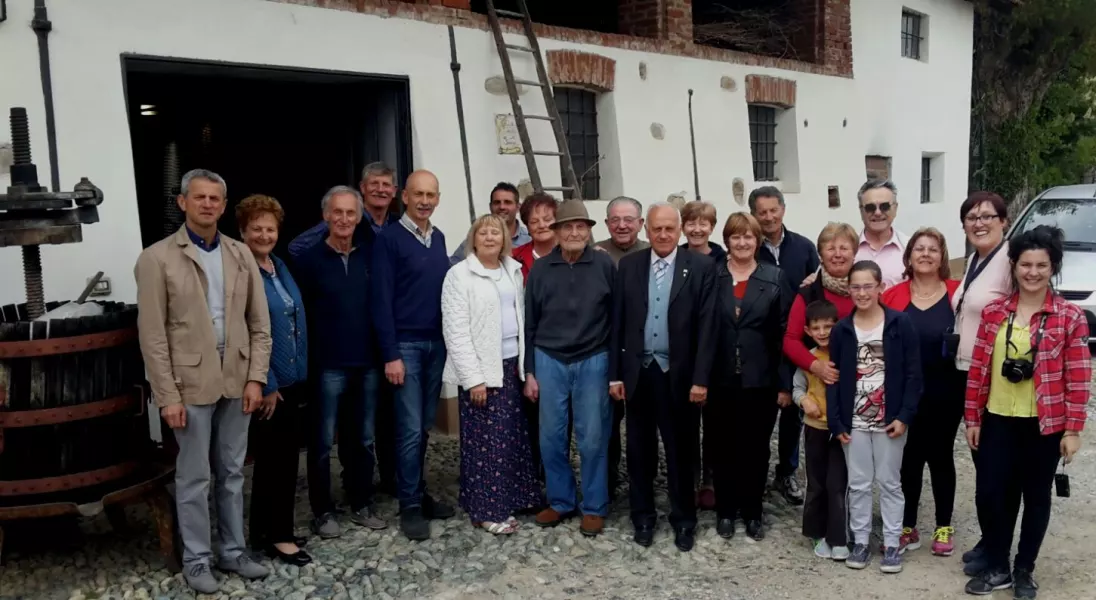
left=484, top=0, right=582, bottom=200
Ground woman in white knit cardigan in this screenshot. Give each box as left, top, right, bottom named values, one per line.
left=441, top=214, right=543, bottom=534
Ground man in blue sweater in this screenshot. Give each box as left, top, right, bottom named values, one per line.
left=371, top=169, right=454, bottom=540
left=750, top=186, right=820, bottom=507
left=293, top=186, right=388, bottom=539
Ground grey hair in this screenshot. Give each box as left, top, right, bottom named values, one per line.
left=321, top=185, right=364, bottom=213
left=361, top=161, right=396, bottom=183
left=180, top=168, right=227, bottom=198
left=646, top=200, right=681, bottom=225
left=606, top=196, right=643, bottom=219
left=857, top=179, right=898, bottom=204
left=747, top=185, right=785, bottom=213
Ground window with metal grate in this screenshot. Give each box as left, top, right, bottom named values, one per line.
left=554, top=87, right=600, bottom=200
left=748, top=105, right=778, bottom=181
left=902, top=10, right=923, bottom=59
left=921, top=156, right=933, bottom=203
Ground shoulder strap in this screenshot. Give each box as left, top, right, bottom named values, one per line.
left=956, top=242, right=1005, bottom=315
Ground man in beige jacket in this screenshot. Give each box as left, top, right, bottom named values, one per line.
left=135, top=169, right=272, bottom=594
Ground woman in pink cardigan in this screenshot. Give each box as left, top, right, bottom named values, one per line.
left=950, top=191, right=1013, bottom=577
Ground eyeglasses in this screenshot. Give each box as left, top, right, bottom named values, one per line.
left=861, top=203, right=892, bottom=214
left=849, top=284, right=879, bottom=293
left=964, top=214, right=1000, bottom=225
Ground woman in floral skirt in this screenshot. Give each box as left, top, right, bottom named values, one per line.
left=441, top=214, right=542, bottom=533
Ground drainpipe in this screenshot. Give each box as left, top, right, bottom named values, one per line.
left=448, top=25, right=476, bottom=224
left=32, top=0, right=60, bottom=192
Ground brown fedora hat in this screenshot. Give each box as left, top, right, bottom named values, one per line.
left=551, top=199, right=596, bottom=228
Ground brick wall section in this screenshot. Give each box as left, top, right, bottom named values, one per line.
left=618, top=0, right=663, bottom=39
left=546, top=50, right=616, bottom=92
left=269, top=0, right=852, bottom=78
left=745, top=75, right=797, bottom=108
left=821, top=0, right=853, bottom=75
left=664, top=0, right=692, bottom=49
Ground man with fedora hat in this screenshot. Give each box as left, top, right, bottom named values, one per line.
left=524, top=199, right=616, bottom=536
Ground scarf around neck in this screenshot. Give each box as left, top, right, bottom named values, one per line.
left=820, top=268, right=850, bottom=297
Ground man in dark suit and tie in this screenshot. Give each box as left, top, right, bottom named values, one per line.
left=609, top=201, right=717, bottom=552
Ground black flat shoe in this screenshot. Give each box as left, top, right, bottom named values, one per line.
left=633, top=525, right=655, bottom=548
left=294, top=536, right=308, bottom=548
left=716, top=517, right=735, bottom=539
left=266, top=545, right=313, bottom=566
left=746, top=519, right=764, bottom=541
left=674, top=528, right=695, bottom=552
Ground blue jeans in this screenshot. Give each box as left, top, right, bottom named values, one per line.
left=393, top=339, right=447, bottom=511
left=535, top=349, right=611, bottom=516
left=307, top=367, right=380, bottom=517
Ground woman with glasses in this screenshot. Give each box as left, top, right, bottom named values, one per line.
left=951, top=192, right=1014, bottom=575
left=827, top=260, right=922, bottom=574
left=962, top=226, right=1088, bottom=598
left=882, top=228, right=961, bottom=557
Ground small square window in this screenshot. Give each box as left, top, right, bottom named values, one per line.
left=901, top=10, right=923, bottom=60
left=748, top=105, right=778, bottom=182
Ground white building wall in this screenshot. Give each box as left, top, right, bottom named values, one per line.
left=0, top=0, right=973, bottom=307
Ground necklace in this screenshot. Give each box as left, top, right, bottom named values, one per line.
left=911, top=281, right=943, bottom=300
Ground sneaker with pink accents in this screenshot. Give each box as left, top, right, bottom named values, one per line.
left=931, top=526, right=955, bottom=556
left=899, top=527, right=921, bottom=554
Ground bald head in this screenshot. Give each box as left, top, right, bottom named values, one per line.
left=403, top=169, right=440, bottom=226
left=646, top=201, right=682, bottom=258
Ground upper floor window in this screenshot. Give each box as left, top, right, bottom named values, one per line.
left=901, top=9, right=924, bottom=60
left=748, top=105, right=778, bottom=182
left=921, top=156, right=933, bottom=204
left=554, top=87, right=600, bottom=200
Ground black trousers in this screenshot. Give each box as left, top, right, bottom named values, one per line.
left=374, top=380, right=397, bottom=490
left=609, top=400, right=625, bottom=495
left=249, top=384, right=304, bottom=545
left=979, top=412, right=1063, bottom=572
left=901, top=367, right=965, bottom=528
left=802, top=426, right=848, bottom=546
left=774, top=403, right=803, bottom=479
left=627, top=363, right=700, bottom=530
left=713, top=380, right=779, bottom=521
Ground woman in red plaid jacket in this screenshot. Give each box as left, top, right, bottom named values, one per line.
left=962, top=225, right=1089, bottom=597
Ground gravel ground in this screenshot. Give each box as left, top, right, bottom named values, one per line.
left=2, top=392, right=1095, bottom=600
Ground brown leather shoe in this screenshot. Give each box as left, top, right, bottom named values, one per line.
left=535, top=508, right=564, bottom=528
left=580, top=515, right=604, bottom=537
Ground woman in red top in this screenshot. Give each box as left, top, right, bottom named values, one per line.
left=512, top=193, right=559, bottom=283
left=783, top=222, right=858, bottom=382
left=881, top=228, right=962, bottom=557
left=962, top=225, right=1088, bottom=597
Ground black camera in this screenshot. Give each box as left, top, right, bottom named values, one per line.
left=1001, top=358, right=1035, bottom=383
left=943, top=329, right=961, bottom=359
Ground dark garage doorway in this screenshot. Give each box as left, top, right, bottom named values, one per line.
left=122, top=56, right=413, bottom=252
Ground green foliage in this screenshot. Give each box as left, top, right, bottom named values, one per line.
left=972, top=0, right=1096, bottom=208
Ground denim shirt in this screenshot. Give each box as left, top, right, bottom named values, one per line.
left=260, top=255, right=308, bottom=395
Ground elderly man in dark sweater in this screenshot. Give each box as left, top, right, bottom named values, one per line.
left=293, top=186, right=388, bottom=540
left=525, top=200, right=616, bottom=537
left=372, top=170, right=454, bottom=541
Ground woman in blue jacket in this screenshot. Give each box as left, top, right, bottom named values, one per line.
left=237, top=195, right=311, bottom=566
left=826, top=260, right=921, bottom=575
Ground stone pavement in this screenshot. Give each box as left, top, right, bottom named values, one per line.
left=3, top=413, right=1096, bottom=600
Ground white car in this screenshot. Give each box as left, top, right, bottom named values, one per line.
left=1008, top=184, right=1096, bottom=336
